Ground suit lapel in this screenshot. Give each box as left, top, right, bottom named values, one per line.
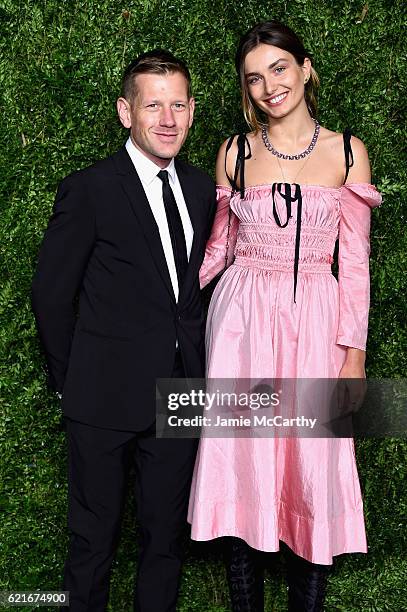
left=113, top=147, right=175, bottom=301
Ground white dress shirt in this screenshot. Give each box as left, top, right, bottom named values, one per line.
left=125, top=137, right=194, bottom=302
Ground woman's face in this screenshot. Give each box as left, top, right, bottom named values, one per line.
left=244, top=43, right=311, bottom=119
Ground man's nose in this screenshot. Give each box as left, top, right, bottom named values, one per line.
left=159, top=106, right=176, bottom=126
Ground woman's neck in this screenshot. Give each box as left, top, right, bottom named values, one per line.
left=266, top=105, right=316, bottom=150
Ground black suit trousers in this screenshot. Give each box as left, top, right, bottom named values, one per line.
left=62, top=354, right=197, bottom=612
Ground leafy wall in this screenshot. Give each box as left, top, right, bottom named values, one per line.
left=0, top=1, right=405, bottom=609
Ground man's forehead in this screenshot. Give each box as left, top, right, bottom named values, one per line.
left=134, top=71, right=189, bottom=94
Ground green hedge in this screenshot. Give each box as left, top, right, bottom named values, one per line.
left=0, top=1, right=405, bottom=610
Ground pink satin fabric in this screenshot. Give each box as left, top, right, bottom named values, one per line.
left=188, top=183, right=381, bottom=564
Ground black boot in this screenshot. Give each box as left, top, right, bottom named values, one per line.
left=286, top=547, right=331, bottom=612
left=225, top=538, right=264, bottom=612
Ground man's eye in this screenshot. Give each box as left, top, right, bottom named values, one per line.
left=173, top=103, right=186, bottom=109
left=147, top=103, right=158, bottom=108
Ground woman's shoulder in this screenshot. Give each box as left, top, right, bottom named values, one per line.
left=217, top=131, right=256, bottom=154
left=318, top=126, right=370, bottom=183
left=216, top=132, right=256, bottom=186
left=319, top=126, right=368, bottom=156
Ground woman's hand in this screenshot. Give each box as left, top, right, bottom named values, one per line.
left=337, top=348, right=367, bottom=413
left=339, top=348, right=366, bottom=378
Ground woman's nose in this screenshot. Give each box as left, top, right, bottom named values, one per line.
left=263, top=77, right=278, bottom=96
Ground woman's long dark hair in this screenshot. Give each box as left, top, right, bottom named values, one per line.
left=235, top=20, right=319, bottom=130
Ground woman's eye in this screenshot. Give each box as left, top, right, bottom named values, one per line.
left=248, top=76, right=260, bottom=85
left=275, top=66, right=285, bottom=74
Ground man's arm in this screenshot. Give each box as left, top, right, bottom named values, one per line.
left=31, top=173, right=96, bottom=392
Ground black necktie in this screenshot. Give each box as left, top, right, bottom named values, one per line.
left=157, top=170, right=188, bottom=290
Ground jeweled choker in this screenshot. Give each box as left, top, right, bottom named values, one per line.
left=261, top=119, right=320, bottom=160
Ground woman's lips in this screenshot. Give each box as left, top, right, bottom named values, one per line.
left=264, top=92, right=288, bottom=106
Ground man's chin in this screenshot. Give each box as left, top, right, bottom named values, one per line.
left=152, top=146, right=182, bottom=162
left=131, top=138, right=182, bottom=164
left=153, top=136, right=187, bottom=160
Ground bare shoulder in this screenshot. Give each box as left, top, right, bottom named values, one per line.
left=346, top=134, right=371, bottom=183
left=216, top=135, right=238, bottom=165
left=348, top=135, right=370, bottom=162
left=319, top=127, right=368, bottom=155
left=317, top=127, right=343, bottom=170
left=319, top=127, right=371, bottom=183
left=216, top=132, right=254, bottom=186
left=318, top=126, right=343, bottom=150
left=216, top=137, right=235, bottom=186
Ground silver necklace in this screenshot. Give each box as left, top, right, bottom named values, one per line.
left=261, top=119, right=320, bottom=160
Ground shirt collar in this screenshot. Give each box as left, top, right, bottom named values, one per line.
left=125, top=137, right=176, bottom=186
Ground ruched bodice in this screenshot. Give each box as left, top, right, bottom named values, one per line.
left=233, top=185, right=340, bottom=273
left=233, top=184, right=340, bottom=227
left=232, top=183, right=378, bottom=262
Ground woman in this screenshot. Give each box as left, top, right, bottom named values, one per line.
left=188, top=20, right=381, bottom=611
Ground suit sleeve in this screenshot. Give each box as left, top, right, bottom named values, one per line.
left=31, top=174, right=96, bottom=391
left=200, top=186, right=239, bottom=289
left=336, top=183, right=382, bottom=351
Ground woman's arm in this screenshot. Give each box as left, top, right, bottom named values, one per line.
left=199, top=139, right=240, bottom=288
left=338, top=136, right=380, bottom=380
left=339, top=137, right=372, bottom=378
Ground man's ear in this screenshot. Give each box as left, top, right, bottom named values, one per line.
left=117, top=97, right=132, bottom=129
left=188, top=97, right=195, bottom=128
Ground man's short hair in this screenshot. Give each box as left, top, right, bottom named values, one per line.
left=121, top=49, right=192, bottom=103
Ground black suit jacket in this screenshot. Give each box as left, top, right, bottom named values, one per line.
left=32, top=145, right=216, bottom=431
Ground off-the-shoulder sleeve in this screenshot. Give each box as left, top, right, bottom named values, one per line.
left=336, top=183, right=382, bottom=350
left=199, top=186, right=240, bottom=288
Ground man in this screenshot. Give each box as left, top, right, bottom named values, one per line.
left=31, top=49, right=216, bottom=611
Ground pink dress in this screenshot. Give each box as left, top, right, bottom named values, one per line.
left=188, top=182, right=382, bottom=564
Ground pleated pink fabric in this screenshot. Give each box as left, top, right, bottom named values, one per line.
left=188, top=182, right=381, bottom=564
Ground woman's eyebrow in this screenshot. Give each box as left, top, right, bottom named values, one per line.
left=245, top=58, right=287, bottom=77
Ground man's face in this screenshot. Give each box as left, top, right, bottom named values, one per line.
left=117, top=71, right=195, bottom=167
